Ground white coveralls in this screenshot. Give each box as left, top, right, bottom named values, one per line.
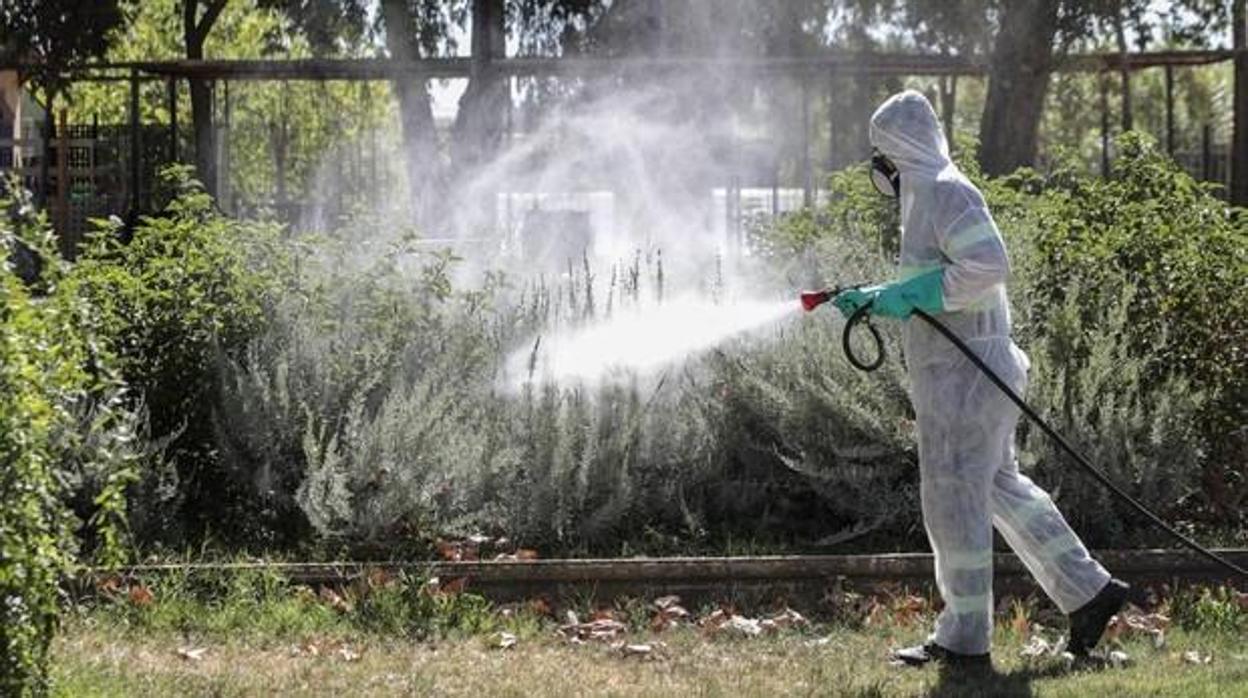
left=870, top=91, right=1111, bottom=655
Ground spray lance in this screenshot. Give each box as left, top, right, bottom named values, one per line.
left=800, top=288, right=1248, bottom=580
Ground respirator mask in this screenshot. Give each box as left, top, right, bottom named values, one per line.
left=870, top=149, right=900, bottom=198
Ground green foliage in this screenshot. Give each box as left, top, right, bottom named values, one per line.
left=0, top=0, right=124, bottom=97
left=1015, top=281, right=1209, bottom=543
left=211, top=218, right=935, bottom=554
left=1, top=184, right=140, bottom=695
left=1169, top=586, right=1248, bottom=635
left=206, top=135, right=1246, bottom=554
left=998, top=134, right=1247, bottom=527
left=69, top=167, right=290, bottom=542
left=10, top=130, right=1231, bottom=566
left=87, top=566, right=502, bottom=642
left=64, top=0, right=395, bottom=217
left=764, top=133, right=1246, bottom=545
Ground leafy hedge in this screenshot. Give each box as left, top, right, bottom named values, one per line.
left=994, top=135, right=1246, bottom=525
left=70, top=169, right=290, bottom=543
left=764, top=133, right=1246, bottom=539
left=3, top=139, right=1243, bottom=693
left=1, top=187, right=138, bottom=695
left=1, top=169, right=290, bottom=693
left=196, top=133, right=1247, bottom=556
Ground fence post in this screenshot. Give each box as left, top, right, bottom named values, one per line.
left=1100, top=73, right=1111, bottom=178
left=38, top=91, right=52, bottom=207
left=129, top=69, right=141, bottom=214
left=56, top=109, right=69, bottom=255
left=1164, top=64, right=1176, bottom=156
left=168, top=77, right=178, bottom=163
left=941, top=74, right=957, bottom=142
left=771, top=155, right=780, bottom=220
left=1201, top=124, right=1212, bottom=182
left=801, top=74, right=812, bottom=208
left=91, top=114, right=99, bottom=203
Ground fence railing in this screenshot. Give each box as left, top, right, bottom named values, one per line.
left=1, top=118, right=174, bottom=256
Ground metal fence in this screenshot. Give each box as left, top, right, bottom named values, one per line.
left=1, top=120, right=174, bottom=256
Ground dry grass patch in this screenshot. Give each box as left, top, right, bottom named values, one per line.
left=53, top=619, right=1248, bottom=697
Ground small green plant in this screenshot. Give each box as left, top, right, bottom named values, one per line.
left=1169, top=586, right=1248, bottom=635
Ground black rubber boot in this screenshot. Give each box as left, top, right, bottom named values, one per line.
left=891, top=641, right=991, bottom=668
left=1068, top=578, right=1130, bottom=655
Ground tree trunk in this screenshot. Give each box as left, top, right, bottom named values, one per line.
left=452, top=0, right=507, bottom=174
left=1114, top=3, right=1133, bottom=132
left=978, top=0, right=1059, bottom=176
left=381, top=0, right=442, bottom=231
left=449, top=0, right=508, bottom=232
left=188, top=78, right=214, bottom=196
left=184, top=0, right=227, bottom=198
left=1233, top=0, right=1247, bottom=205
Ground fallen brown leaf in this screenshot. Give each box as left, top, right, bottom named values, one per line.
left=96, top=575, right=123, bottom=596
left=698, top=608, right=729, bottom=630
left=128, top=584, right=154, bottom=607
left=318, top=586, right=353, bottom=613
left=559, top=617, right=628, bottom=642
left=527, top=597, right=552, bottom=617
left=650, top=596, right=691, bottom=632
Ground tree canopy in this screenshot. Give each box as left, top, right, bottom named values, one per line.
left=0, top=0, right=124, bottom=97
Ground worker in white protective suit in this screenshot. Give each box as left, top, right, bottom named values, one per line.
left=832, top=90, right=1129, bottom=667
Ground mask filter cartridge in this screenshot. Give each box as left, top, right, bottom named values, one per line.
left=870, top=150, right=900, bottom=198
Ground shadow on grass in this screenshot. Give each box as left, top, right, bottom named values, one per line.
left=925, top=660, right=1080, bottom=698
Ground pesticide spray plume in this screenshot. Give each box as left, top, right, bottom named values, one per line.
left=506, top=295, right=799, bottom=389
left=292, top=29, right=834, bottom=393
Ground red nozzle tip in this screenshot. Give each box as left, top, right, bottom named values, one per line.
left=800, top=290, right=832, bottom=312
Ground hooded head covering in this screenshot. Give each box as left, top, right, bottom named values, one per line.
left=869, top=90, right=951, bottom=178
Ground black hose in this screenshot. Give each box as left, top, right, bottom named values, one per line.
left=843, top=302, right=885, bottom=371
left=840, top=304, right=1247, bottom=580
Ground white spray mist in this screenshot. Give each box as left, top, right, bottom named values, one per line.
left=507, top=295, right=799, bottom=388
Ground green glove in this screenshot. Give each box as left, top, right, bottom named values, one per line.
left=832, top=269, right=945, bottom=320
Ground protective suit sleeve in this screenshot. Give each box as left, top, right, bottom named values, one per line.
left=937, top=204, right=1009, bottom=312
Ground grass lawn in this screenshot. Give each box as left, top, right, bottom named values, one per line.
left=53, top=607, right=1248, bottom=697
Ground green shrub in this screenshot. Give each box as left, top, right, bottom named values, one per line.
left=995, top=134, right=1247, bottom=530
left=1015, top=280, right=1209, bottom=544
left=70, top=168, right=291, bottom=543
left=207, top=134, right=1243, bottom=555
left=210, top=214, right=929, bottom=555
left=755, top=134, right=1244, bottom=546
left=1, top=186, right=139, bottom=695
